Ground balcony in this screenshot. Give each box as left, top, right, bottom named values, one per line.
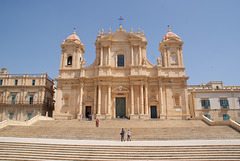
left=0, top=100, right=54, bottom=108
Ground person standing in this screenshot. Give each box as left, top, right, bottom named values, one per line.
left=95, top=119, right=99, bottom=127
left=121, top=128, right=125, bottom=142
left=127, top=130, right=131, bottom=141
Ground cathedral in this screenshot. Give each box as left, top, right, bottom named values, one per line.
left=54, top=25, right=190, bottom=120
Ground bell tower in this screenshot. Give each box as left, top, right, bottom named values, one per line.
left=59, top=29, right=85, bottom=78
left=159, top=27, right=184, bottom=68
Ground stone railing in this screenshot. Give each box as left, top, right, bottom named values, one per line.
left=0, top=120, right=8, bottom=129
left=0, top=114, right=54, bottom=129
left=202, top=115, right=240, bottom=132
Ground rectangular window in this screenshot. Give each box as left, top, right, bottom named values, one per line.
left=204, top=114, right=211, bottom=119
left=117, top=55, right=124, bottom=67
left=9, top=113, right=13, bottom=120
left=32, top=79, right=35, bottom=86
left=27, top=113, right=32, bottom=120
left=0, top=80, right=2, bottom=86
left=29, top=95, right=34, bottom=104
left=220, top=99, right=229, bottom=109
left=11, top=95, right=16, bottom=104
left=15, top=79, right=18, bottom=85
left=223, top=114, right=229, bottom=120
left=201, top=99, right=210, bottom=109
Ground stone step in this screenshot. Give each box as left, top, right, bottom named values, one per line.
left=0, top=153, right=240, bottom=160
left=0, top=120, right=239, bottom=141
left=0, top=142, right=240, bottom=160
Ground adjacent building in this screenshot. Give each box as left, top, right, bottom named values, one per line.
left=0, top=68, right=55, bottom=121
left=188, top=81, right=240, bottom=122
left=54, top=26, right=190, bottom=120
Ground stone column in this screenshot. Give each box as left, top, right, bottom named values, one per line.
left=140, top=84, right=144, bottom=115
left=167, top=49, right=171, bottom=67
left=131, top=46, right=133, bottom=65
left=97, top=85, right=101, bottom=115
left=79, top=84, right=83, bottom=116
left=131, top=85, right=134, bottom=115
left=100, top=46, right=103, bottom=66
left=164, top=49, right=167, bottom=67
left=180, top=49, right=184, bottom=66
left=177, top=48, right=181, bottom=66
left=139, top=46, right=142, bottom=65
left=145, top=85, right=148, bottom=115
left=107, top=85, right=111, bottom=117
left=93, top=85, right=97, bottom=117
left=159, top=86, right=164, bottom=117
left=108, top=46, right=111, bottom=66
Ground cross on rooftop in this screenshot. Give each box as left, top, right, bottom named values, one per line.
left=118, top=16, right=124, bottom=26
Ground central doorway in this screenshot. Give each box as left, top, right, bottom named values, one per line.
left=116, top=97, right=126, bottom=118
left=151, top=106, right=157, bottom=118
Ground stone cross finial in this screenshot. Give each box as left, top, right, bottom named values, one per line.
left=168, top=25, right=171, bottom=32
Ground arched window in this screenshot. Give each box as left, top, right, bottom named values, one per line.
left=67, top=56, right=72, bottom=65
left=117, top=55, right=124, bottom=67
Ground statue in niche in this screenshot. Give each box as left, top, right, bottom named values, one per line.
left=157, top=57, right=161, bottom=66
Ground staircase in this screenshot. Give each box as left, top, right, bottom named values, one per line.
left=0, top=119, right=240, bottom=160
left=0, top=141, right=240, bottom=160
left=0, top=119, right=239, bottom=140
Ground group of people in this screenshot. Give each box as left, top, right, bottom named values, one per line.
left=120, top=128, right=131, bottom=142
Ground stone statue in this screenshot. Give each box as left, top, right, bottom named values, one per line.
left=157, top=57, right=161, bottom=66
left=142, top=57, right=146, bottom=65
left=82, top=58, right=86, bottom=67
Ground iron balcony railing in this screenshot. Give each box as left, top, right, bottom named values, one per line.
left=0, top=100, right=54, bottom=108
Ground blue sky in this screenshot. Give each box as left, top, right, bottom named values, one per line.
left=0, top=0, right=239, bottom=85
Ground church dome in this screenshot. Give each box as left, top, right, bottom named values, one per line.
left=163, top=27, right=181, bottom=41
left=65, top=29, right=81, bottom=44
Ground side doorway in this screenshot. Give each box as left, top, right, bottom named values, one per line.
left=85, top=106, right=91, bottom=118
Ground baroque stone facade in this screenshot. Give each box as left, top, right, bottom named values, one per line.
left=0, top=68, right=55, bottom=121
left=54, top=26, right=190, bottom=120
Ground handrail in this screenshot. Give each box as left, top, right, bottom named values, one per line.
left=0, top=120, right=8, bottom=129
left=0, top=114, right=54, bottom=129
left=202, top=115, right=240, bottom=132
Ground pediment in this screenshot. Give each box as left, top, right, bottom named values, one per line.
left=112, top=31, right=130, bottom=41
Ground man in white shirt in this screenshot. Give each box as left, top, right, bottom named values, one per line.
left=127, top=130, right=131, bottom=141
